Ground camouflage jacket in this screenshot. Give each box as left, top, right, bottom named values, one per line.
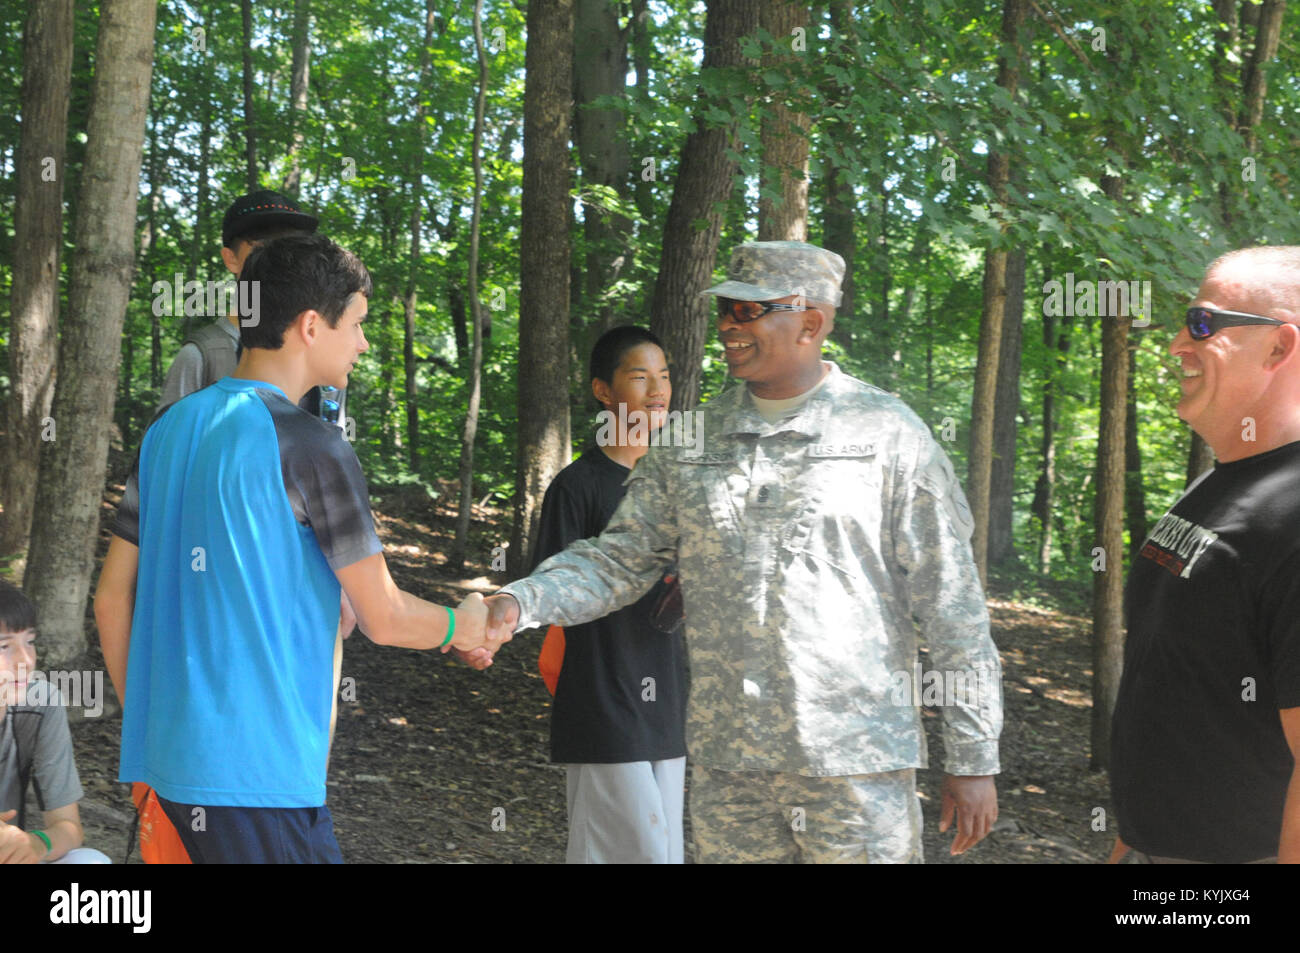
left=503, top=362, right=1002, bottom=776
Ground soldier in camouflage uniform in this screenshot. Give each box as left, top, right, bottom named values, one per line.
left=490, top=241, right=1002, bottom=863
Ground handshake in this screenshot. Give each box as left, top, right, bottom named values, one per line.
left=440, top=593, right=521, bottom=670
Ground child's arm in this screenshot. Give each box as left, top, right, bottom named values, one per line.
left=94, top=534, right=139, bottom=706
left=335, top=552, right=492, bottom=652
left=0, top=803, right=81, bottom=864
left=37, top=803, right=84, bottom=862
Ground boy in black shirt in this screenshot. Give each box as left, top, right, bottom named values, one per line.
left=1111, top=246, right=1300, bottom=863
left=531, top=327, right=688, bottom=863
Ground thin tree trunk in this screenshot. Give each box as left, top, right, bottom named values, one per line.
left=988, top=245, right=1025, bottom=567
left=1238, top=0, right=1286, bottom=153
left=282, top=0, right=311, bottom=197
left=509, top=0, right=575, bottom=577
left=451, top=0, right=490, bottom=572
left=822, top=159, right=855, bottom=351
left=141, top=107, right=162, bottom=391
left=757, top=0, right=809, bottom=241
left=574, top=0, right=632, bottom=330
left=25, top=0, right=156, bottom=666
left=191, top=78, right=211, bottom=277
left=629, top=0, right=654, bottom=226
left=1032, top=258, right=1069, bottom=575
left=649, top=0, right=759, bottom=412
left=1124, top=344, right=1148, bottom=562
left=0, top=0, right=74, bottom=560
left=1212, top=0, right=1239, bottom=237
left=403, top=1, right=436, bottom=470
left=1090, top=79, right=1130, bottom=770
left=240, top=0, right=258, bottom=190
left=874, top=179, right=892, bottom=388
left=967, top=0, right=1025, bottom=584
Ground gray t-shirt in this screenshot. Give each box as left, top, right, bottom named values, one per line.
left=0, top=681, right=84, bottom=821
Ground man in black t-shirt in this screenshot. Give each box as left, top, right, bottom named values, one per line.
left=1111, top=246, right=1300, bottom=864
left=531, top=327, right=687, bottom=864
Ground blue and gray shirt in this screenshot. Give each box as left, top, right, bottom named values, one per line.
left=113, top=377, right=381, bottom=807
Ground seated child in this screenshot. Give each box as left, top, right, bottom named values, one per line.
left=0, top=581, right=109, bottom=864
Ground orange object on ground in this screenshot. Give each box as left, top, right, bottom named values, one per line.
left=539, top=624, right=565, bottom=695
left=131, top=782, right=192, bottom=864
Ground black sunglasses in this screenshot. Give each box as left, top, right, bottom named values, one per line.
left=717, top=297, right=815, bottom=323
left=1186, top=306, right=1287, bottom=340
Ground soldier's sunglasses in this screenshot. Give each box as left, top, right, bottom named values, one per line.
left=1185, top=306, right=1287, bottom=340
left=717, top=297, right=813, bottom=323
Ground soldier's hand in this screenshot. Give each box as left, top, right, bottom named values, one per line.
left=449, top=645, right=495, bottom=670
left=445, top=592, right=488, bottom=653
left=483, top=593, right=520, bottom=653
left=939, top=774, right=997, bottom=855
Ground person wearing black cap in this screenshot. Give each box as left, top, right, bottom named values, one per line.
left=158, top=189, right=320, bottom=409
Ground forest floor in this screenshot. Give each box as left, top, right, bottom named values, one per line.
left=67, top=455, right=1116, bottom=864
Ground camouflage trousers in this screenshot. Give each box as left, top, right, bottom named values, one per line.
left=690, top=764, right=923, bottom=864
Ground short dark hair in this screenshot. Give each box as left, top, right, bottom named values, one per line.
left=0, top=581, right=36, bottom=634
left=238, top=235, right=373, bottom=350
left=589, top=325, right=665, bottom=384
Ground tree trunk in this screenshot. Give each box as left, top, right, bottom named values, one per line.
left=1212, top=0, right=1239, bottom=236
left=0, top=0, right=74, bottom=560
left=649, top=0, right=759, bottom=412
left=1124, top=344, right=1147, bottom=562
left=988, top=245, right=1025, bottom=567
left=757, top=0, right=809, bottom=241
left=967, top=0, right=1025, bottom=584
left=1032, top=259, right=1069, bottom=575
left=282, top=0, right=311, bottom=197
left=574, top=0, right=632, bottom=330
left=1238, top=0, right=1285, bottom=153
left=1089, top=101, right=1129, bottom=770
left=509, top=0, right=575, bottom=577
left=240, top=0, right=258, bottom=190
left=451, top=0, right=489, bottom=572
left=24, top=0, right=156, bottom=666
left=820, top=60, right=856, bottom=355
left=629, top=0, right=654, bottom=226
left=191, top=78, right=211, bottom=277
left=141, top=107, right=162, bottom=391
left=1091, top=296, right=1128, bottom=771
left=403, top=1, right=436, bottom=470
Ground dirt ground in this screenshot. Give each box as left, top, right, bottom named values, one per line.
left=66, top=467, right=1115, bottom=864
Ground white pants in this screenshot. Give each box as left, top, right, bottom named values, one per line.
left=565, top=757, right=686, bottom=864
left=47, top=846, right=112, bottom=864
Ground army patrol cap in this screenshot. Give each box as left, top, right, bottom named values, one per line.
left=701, top=241, right=845, bottom=307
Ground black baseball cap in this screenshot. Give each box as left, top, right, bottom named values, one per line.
left=221, top=189, right=319, bottom=248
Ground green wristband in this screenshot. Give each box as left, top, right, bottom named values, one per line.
left=33, top=829, right=51, bottom=854
left=441, top=605, right=455, bottom=648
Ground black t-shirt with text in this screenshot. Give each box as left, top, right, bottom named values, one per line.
left=531, top=446, right=688, bottom=764
left=1112, top=440, right=1300, bottom=862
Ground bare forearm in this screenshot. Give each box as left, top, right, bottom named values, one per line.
left=36, top=818, right=83, bottom=863
left=94, top=594, right=133, bottom=706
left=365, top=590, right=453, bottom=650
